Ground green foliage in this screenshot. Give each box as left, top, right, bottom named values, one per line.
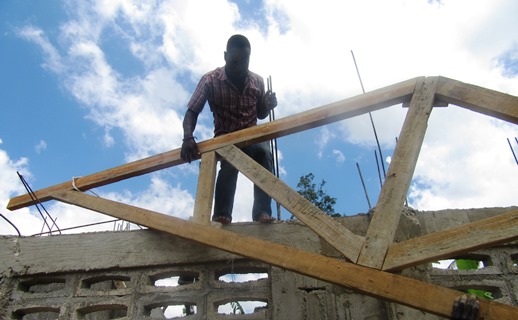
left=466, top=289, right=494, bottom=300
left=455, top=259, right=479, bottom=270
left=296, top=173, right=339, bottom=216
left=455, top=259, right=494, bottom=300
left=231, top=301, right=245, bottom=314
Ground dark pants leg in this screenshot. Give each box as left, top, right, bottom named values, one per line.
left=213, top=142, right=273, bottom=221
left=213, top=159, right=239, bottom=222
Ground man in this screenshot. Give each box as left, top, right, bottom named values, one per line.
left=181, top=34, right=277, bottom=225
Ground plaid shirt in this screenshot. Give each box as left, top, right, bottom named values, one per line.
left=187, top=67, right=266, bottom=136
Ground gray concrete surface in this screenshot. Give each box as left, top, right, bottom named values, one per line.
left=1, top=206, right=516, bottom=319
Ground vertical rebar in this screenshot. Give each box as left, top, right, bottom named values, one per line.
left=356, top=162, right=372, bottom=209
left=374, top=150, right=383, bottom=189
left=508, top=138, right=518, bottom=166
left=351, top=50, right=387, bottom=179
left=17, top=172, right=61, bottom=234
left=268, top=75, right=282, bottom=220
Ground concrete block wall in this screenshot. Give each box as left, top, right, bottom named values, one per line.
left=3, top=260, right=272, bottom=319
left=1, top=207, right=517, bottom=319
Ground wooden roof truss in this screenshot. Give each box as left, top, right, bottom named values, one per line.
left=8, top=76, right=518, bottom=318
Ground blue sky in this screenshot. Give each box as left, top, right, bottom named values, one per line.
left=1, top=0, right=518, bottom=236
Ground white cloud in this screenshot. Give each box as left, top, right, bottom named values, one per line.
left=8, top=0, right=518, bottom=234
left=332, top=149, right=346, bottom=164
left=0, top=149, right=30, bottom=204
left=316, top=126, right=336, bottom=159
left=408, top=106, right=518, bottom=210
left=35, top=140, right=47, bottom=154
left=17, top=26, right=64, bottom=73
left=0, top=160, right=109, bottom=236
left=103, top=174, right=195, bottom=219
left=0, top=145, right=35, bottom=236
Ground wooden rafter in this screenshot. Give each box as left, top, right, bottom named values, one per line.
left=436, top=76, right=518, bottom=125
left=357, top=77, right=438, bottom=268
left=7, top=77, right=420, bottom=210
left=383, top=209, right=518, bottom=271
left=49, top=190, right=518, bottom=319
left=8, top=76, right=518, bottom=317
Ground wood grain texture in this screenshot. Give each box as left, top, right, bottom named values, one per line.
left=384, top=209, right=518, bottom=271
left=8, top=77, right=420, bottom=210
left=192, top=152, right=217, bottom=225
left=436, top=76, right=518, bottom=125
left=50, top=190, right=518, bottom=319
left=217, top=145, right=364, bottom=262
left=357, top=77, right=437, bottom=269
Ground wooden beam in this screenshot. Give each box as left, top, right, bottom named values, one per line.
left=357, top=77, right=437, bottom=269
left=50, top=190, right=518, bottom=319
left=192, top=152, right=217, bottom=225
left=8, top=77, right=420, bottom=211
left=436, top=76, right=518, bottom=125
left=383, top=209, right=518, bottom=271
left=217, top=145, right=364, bottom=262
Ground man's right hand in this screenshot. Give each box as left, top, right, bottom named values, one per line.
left=181, top=137, right=200, bottom=163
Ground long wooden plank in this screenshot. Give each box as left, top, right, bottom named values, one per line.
left=192, top=152, right=217, bottom=225
left=217, top=145, right=364, bottom=262
left=8, top=77, right=421, bottom=210
left=357, top=77, right=437, bottom=269
left=436, top=76, right=518, bottom=125
left=50, top=190, right=518, bottom=319
left=383, top=209, right=518, bottom=271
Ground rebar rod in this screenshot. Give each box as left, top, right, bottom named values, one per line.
left=351, top=50, right=387, bottom=179
left=0, top=212, right=21, bottom=236
left=508, top=138, right=518, bottom=166
left=17, top=172, right=61, bottom=234
left=356, top=162, right=372, bottom=209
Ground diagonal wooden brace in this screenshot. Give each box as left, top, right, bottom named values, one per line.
left=384, top=209, right=518, bottom=271
left=50, top=190, right=518, bottom=319
left=216, top=145, right=364, bottom=262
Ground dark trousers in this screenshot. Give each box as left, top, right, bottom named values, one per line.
left=213, top=142, right=273, bottom=221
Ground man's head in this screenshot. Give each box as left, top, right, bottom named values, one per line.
left=224, top=34, right=251, bottom=82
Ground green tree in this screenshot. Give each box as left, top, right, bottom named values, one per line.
left=296, top=173, right=340, bottom=217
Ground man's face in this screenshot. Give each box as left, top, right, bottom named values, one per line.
left=224, top=47, right=250, bottom=80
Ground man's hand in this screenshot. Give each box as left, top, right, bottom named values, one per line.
left=181, top=137, right=200, bottom=163
left=451, top=295, right=480, bottom=320
left=265, top=90, right=277, bottom=111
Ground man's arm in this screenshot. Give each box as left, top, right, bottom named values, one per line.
left=181, top=109, right=200, bottom=163
left=183, top=109, right=199, bottom=139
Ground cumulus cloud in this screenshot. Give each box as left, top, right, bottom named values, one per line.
left=0, top=144, right=35, bottom=236
left=5, top=0, right=518, bottom=235
left=408, top=106, right=518, bottom=210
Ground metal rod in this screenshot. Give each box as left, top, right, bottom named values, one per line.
left=508, top=138, right=518, bottom=166
left=351, top=50, right=386, bottom=179
left=31, top=219, right=123, bottom=236
left=17, top=172, right=60, bottom=234
left=0, top=212, right=21, bottom=236
left=356, top=162, right=372, bottom=210
left=268, top=75, right=282, bottom=220
left=351, top=51, right=365, bottom=93
left=374, top=150, right=383, bottom=189
left=396, top=136, right=408, bottom=206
